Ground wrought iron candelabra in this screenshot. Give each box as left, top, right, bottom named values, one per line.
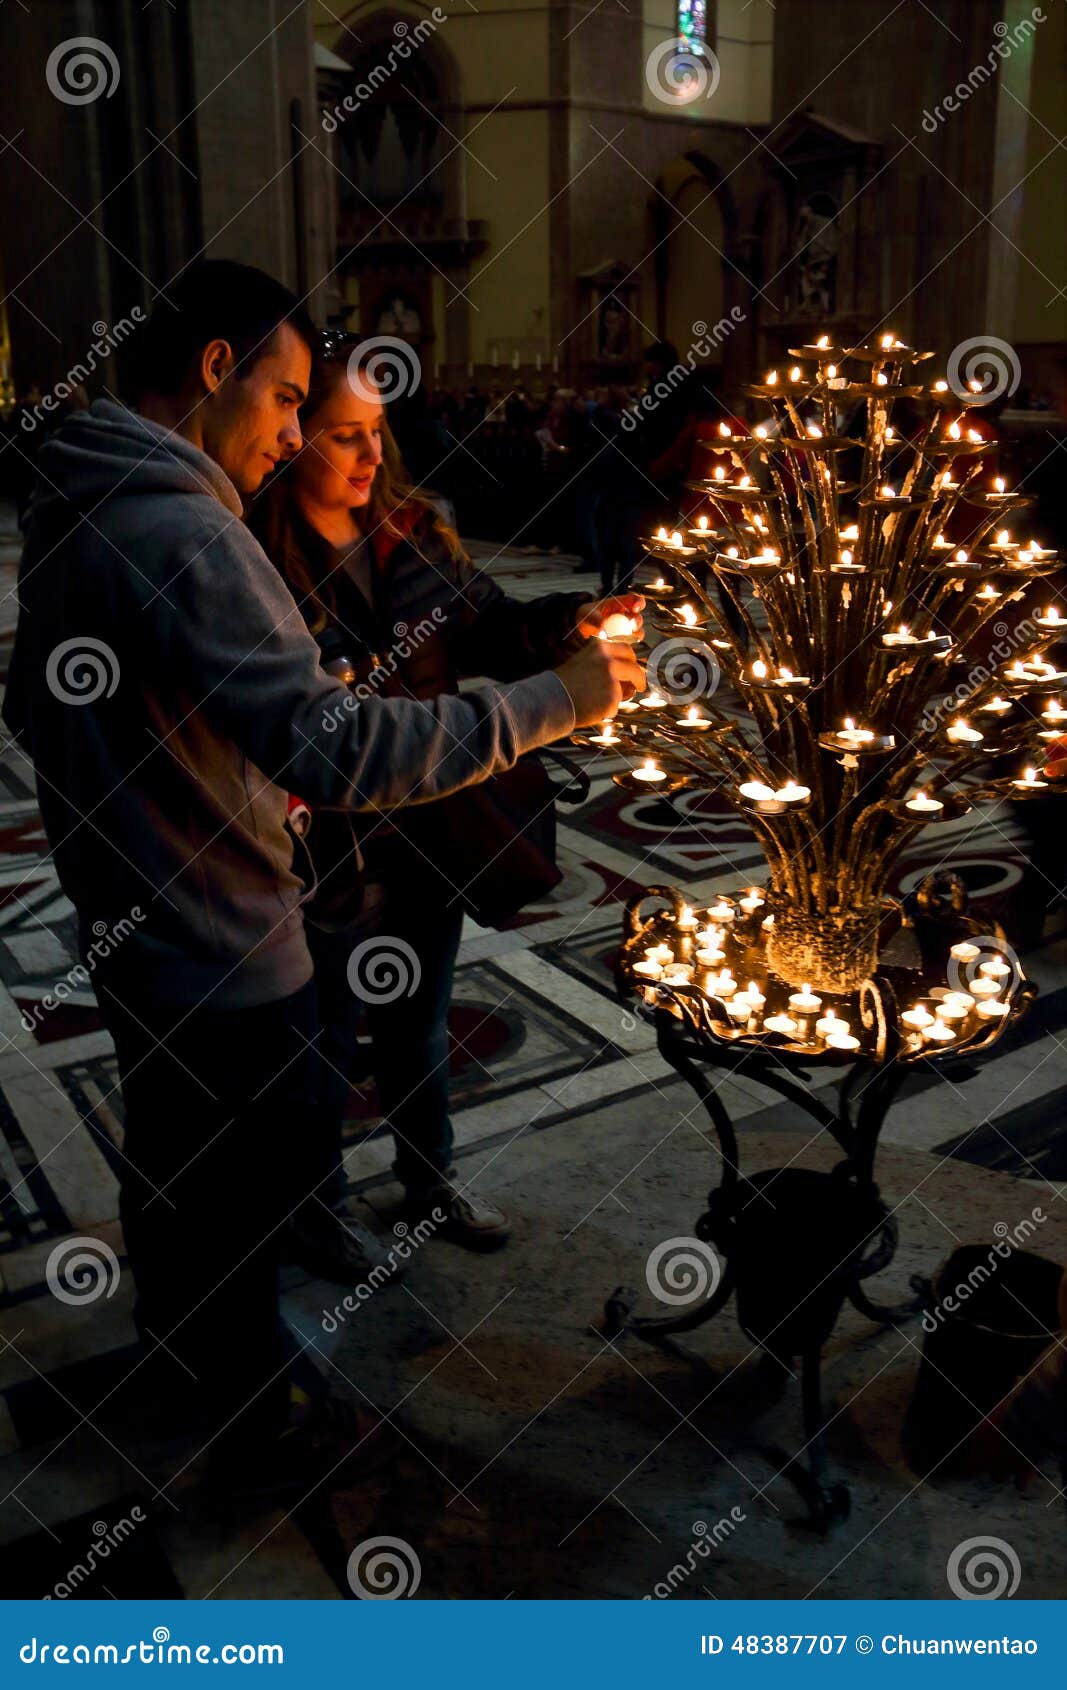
left=585, top=331, right=1058, bottom=1529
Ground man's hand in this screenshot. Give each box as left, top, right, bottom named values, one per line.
left=575, top=594, right=646, bottom=642
left=554, top=638, right=645, bottom=728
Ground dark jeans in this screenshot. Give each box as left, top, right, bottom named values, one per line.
left=306, top=888, right=464, bottom=1202
left=97, top=976, right=321, bottom=1448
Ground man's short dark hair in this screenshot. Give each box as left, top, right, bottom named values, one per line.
left=131, top=260, right=317, bottom=398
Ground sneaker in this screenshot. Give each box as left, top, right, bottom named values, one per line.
left=208, top=1396, right=400, bottom=1505
left=405, top=1173, right=510, bottom=1250
left=287, top=1201, right=406, bottom=1288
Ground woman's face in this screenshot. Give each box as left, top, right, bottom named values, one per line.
left=291, top=369, right=384, bottom=513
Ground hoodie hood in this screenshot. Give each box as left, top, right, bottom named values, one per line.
left=33, top=398, right=243, bottom=521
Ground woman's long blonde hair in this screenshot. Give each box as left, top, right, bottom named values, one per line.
left=247, top=337, right=464, bottom=635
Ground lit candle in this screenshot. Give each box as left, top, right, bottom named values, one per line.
left=599, top=613, right=637, bottom=642
left=946, top=719, right=982, bottom=745
left=922, top=1016, right=956, bottom=1045
left=969, top=977, right=1002, bottom=1001
left=589, top=723, right=620, bottom=746
left=906, top=790, right=944, bottom=815
left=979, top=695, right=1011, bottom=716
left=678, top=705, right=711, bottom=730
left=1012, top=766, right=1048, bottom=791
left=825, top=1029, right=861, bottom=1052
left=991, top=529, right=1013, bottom=549
left=1042, top=700, right=1067, bottom=723
left=633, top=958, right=663, bottom=980
left=788, top=983, right=823, bottom=1016
left=706, top=970, right=737, bottom=1001
left=838, top=717, right=875, bottom=747
left=937, top=999, right=971, bottom=1025
left=880, top=484, right=897, bottom=499
left=764, top=1012, right=798, bottom=1037
left=743, top=981, right=766, bottom=1017
left=739, top=888, right=765, bottom=916
left=949, top=942, right=980, bottom=963
left=883, top=624, right=918, bottom=647
left=646, top=944, right=673, bottom=966
left=694, top=945, right=726, bottom=968
left=639, top=690, right=667, bottom=709
left=816, top=334, right=830, bottom=350
left=633, top=758, right=666, bottom=783
left=976, top=998, right=1010, bottom=1020
left=706, top=899, right=736, bottom=924
left=978, top=955, right=1011, bottom=980
left=677, top=603, right=700, bottom=628
left=1036, top=606, right=1064, bottom=630
left=726, top=995, right=754, bottom=1024
left=775, top=780, right=811, bottom=804
left=739, top=780, right=777, bottom=804
left=815, top=1008, right=847, bottom=1042
left=902, top=1004, right=935, bottom=1031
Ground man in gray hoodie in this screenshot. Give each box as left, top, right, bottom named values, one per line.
left=3, top=261, right=641, bottom=1500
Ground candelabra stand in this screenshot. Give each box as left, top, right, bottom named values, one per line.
left=601, top=878, right=1035, bottom=1532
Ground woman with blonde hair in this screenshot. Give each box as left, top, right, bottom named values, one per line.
left=249, top=332, right=642, bottom=1278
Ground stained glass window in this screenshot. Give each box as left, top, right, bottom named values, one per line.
left=677, top=0, right=707, bottom=44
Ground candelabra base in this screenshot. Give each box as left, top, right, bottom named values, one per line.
left=766, top=902, right=881, bottom=994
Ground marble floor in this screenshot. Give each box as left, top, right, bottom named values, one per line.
left=0, top=509, right=1064, bottom=1600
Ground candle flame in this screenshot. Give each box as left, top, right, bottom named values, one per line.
left=719, top=422, right=731, bottom=437
left=790, top=366, right=802, bottom=382
left=697, top=513, right=709, bottom=529
left=994, top=476, right=1005, bottom=492
left=752, top=659, right=768, bottom=678
left=816, top=334, right=830, bottom=349
left=765, top=369, right=778, bottom=385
